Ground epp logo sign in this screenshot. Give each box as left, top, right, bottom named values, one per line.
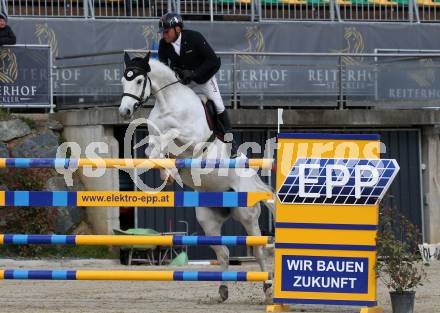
left=277, top=158, right=399, bottom=205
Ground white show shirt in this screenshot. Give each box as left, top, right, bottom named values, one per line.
left=171, top=32, right=182, bottom=56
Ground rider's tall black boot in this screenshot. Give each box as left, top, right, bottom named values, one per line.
left=217, top=110, right=239, bottom=158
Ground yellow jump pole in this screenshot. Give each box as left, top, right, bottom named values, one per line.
left=0, top=234, right=272, bottom=246
left=0, top=270, right=271, bottom=282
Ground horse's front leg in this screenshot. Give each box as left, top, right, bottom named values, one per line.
left=146, top=132, right=181, bottom=185
left=146, top=141, right=168, bottom=181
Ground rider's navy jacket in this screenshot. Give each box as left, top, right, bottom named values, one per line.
left=158, top=29, right=221, bottom=84
left=0, top=25, right=16, bottom=46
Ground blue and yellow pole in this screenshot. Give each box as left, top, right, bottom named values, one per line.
left=0, top=235, right=272, bottom=247
left=0, top=191, right=273, bottom=208
left=0, top=270, right=270, bottom=282
left=0, top=158, right=274, bottom=169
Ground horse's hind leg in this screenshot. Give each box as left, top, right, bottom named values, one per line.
left=195, top=206, right=230, bottom=302
left=236, top=205, right=273, bottom=304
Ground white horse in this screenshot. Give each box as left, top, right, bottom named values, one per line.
left=119, top=52, right=274, bottom=303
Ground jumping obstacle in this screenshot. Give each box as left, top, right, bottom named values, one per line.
left=0, top=234, right=272, bottom=246
left=0, top=133, right=401, bottom=313
left=0, top=270, right=270, bottom=281
left=0, top=191, right=273, bottom=208
left=0, top=158, right=274, bottom=169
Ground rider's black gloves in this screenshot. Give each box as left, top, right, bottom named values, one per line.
left=175, top=68, right=195, bottom=85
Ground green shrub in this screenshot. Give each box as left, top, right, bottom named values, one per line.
left=376, top=203, right=426, bottom=293
left=20, top=117, right=37, bottom=129
left=0, top=168, right=57, bottom=257
left=0, top=109, right=11, bottom=121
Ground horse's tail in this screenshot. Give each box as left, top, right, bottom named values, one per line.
left=252, top=174, right=276, bottom=217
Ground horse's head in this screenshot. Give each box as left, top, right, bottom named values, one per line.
left=119, top=52, right=152, bottom=119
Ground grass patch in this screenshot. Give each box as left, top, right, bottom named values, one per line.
left=0, top=109, right=12, bottom=121
left=59, top=134, right=66, bottom=144
left=20, top=117, right=37, bottom=129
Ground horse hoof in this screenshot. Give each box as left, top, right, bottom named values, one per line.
left=218, top=284, right=229, bottom=302
left=263, top=282, right=272, bottom=293
left=263, top=282, right=273, bottom=304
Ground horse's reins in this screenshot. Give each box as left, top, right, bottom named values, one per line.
left=122, top=66, right=182, bottom=112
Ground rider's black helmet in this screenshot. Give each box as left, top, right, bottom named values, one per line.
left=159, top=12, right=183, bottom=32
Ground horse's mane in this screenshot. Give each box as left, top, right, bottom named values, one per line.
left=148, top=58, right=175, bottom=80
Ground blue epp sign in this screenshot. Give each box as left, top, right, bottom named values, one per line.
left=281, top=255, right=369, bottom=294
left=277, top=158, right=399, bottom=205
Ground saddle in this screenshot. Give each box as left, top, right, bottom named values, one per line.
left=200, top=96, right=226, bottom=142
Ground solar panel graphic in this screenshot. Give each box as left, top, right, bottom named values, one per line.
left=277, top=158, right=399, bottom=206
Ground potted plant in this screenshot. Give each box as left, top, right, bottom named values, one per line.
left=376, top=204, right=426, bottom=313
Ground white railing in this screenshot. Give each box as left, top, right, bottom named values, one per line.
left=2, top=0, right=440, bottom=21
left=176, top=0, right=256, bottom=20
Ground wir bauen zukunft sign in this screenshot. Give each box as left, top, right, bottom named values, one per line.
left=273, top=133, right=399, bottom=311
left=281, top=255, right=369, bottom=293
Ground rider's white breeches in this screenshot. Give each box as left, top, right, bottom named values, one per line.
left=189, top=75, right=225, bottom=114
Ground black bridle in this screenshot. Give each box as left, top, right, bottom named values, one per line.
left=122, top=66, right=182, bottom=112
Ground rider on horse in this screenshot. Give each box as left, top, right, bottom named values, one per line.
left=158, top=12, right=238, bottom=158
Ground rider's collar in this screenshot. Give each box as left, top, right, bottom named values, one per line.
left=172, top=32, right=182, bottom=45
